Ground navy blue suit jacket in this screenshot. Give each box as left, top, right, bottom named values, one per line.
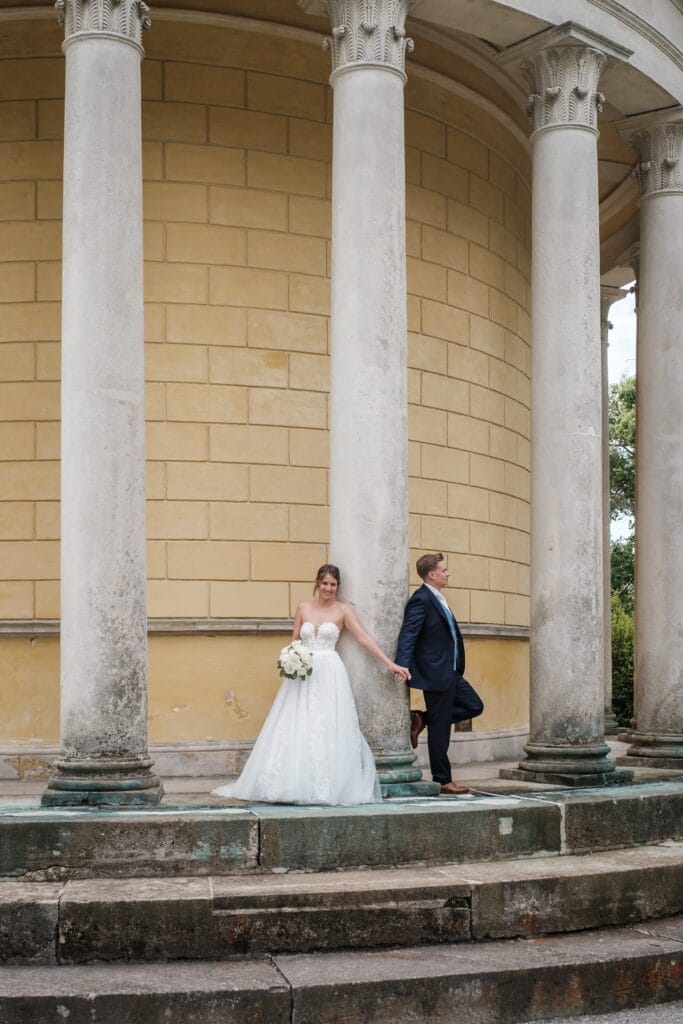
left=395, top=585, right=466, bottom=693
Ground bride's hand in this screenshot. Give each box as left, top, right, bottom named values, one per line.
left=390, top=662, right=411, bottom=682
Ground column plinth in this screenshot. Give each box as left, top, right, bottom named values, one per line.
left=304, top=0, right=437, bottom=796
left=511, top=741, right=631, bottom=787
left=42, top=0, right=161, bottom=808
left=498, top=32, right=632, bottom=787
left=616, top=110, right=683, bottom=771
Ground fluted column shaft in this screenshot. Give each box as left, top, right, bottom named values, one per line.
left=301, top=0, right=434, bottom=793
left=43, top=0, right=161, bottom=806
left=500, top=37, right=629, bottom=785
left=619, top=111, right=683, bottom=768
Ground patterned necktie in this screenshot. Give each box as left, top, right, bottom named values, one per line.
left=438, top=596, right=459, bottom=671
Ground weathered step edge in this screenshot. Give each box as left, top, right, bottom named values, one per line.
left=1, top=782, right=682, bottom=880
left=3, top=844, right=683, bottom=965
left=1, top=916, right=682, bottom=1024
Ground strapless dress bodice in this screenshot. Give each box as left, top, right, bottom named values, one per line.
left=300, top=620, right=340, bottom=653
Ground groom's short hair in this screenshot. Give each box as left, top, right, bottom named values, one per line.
left=417, top=552, right=444, bottom=580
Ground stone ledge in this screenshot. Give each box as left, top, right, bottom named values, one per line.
left=560, top=782, right=683, bottom=853
left=0, top=808, right=259, bottom=881
left=2, top=782, right=681, bottom=880
left=0, top=729, right=530, bottom=782
left=0, top=618, right=530, bottom=639
left=0, top=796, right=560, bottom=880
left=255, top=798, right=560, bottom=872
left=3, top=843, right=682, bottom=965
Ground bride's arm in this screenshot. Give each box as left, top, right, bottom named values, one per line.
left=342, top=605, right=411, bottom=682
left=292, top=604, right=303, bottom=641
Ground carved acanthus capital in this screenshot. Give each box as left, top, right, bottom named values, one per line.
left=618, top=111, right=683, bottom=198
left=521, top=45, right=607, bottom=135
left=306, top=0, right=416, bottom=80
left=56, top=0, right=151, bottom=49
left=497, top=22, right=631, bottom=137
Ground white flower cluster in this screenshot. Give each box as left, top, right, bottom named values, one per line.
left=277, top=639, right=314, bottom=681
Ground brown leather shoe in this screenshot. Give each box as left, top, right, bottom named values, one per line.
left=440, top=781, right=470, bottom=795
left=410, top=711, right=426, bottom=749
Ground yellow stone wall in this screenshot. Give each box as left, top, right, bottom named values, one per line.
left=403, top=80, right=531, bottom=625
left=0, top=634, right=529, bottom=751
left=0, top=9, right=530, bottom=756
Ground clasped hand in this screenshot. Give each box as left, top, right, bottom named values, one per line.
left=390, top=663, right=411, bottom=683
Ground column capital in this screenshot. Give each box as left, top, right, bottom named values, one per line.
left=56, top=0, right=151, bottom=50
left=619, top=242, right=640, bottom=279
left=522, top=46, right=608, bottom=135
left=300, top=0, right=417, bottom=81
left=497, top=23, right=631, bottom=137
left=600, top=284, right=627, bottom=328
left=617, top=108, right=683, bottom=199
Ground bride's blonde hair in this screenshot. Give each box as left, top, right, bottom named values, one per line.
left=313, top=563, right=341, bottom=595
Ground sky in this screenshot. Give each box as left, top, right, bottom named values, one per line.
left=606, top=282, right=636, bottom=539
left=607, top=283, right=636, bottom=384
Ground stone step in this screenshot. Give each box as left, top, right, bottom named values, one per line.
left=536, top=1005, right=683, bottom=1024
left=1, top=915, right=681, bottom=1024
left=2, top=781, right=682, bottom=879
left=3, top=843, right=683, bottom=964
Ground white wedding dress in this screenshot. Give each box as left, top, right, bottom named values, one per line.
left=212, top=621, right=382, bottom=806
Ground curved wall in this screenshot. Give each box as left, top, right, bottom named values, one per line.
left=0, top=7, right=530, bottom=773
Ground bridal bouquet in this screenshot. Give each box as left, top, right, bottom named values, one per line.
left=277, top=640, right=314, bottom=681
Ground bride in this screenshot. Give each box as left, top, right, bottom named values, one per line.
left=212, top=564, right=410, bottom=806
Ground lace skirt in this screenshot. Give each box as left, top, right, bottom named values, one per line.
left=212, top=650, right=382, bottom=806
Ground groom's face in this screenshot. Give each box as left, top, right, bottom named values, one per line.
left=429, top=560, right=449, bottom=590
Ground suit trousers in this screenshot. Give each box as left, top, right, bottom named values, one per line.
left=423, top=676, right=484, bottom=784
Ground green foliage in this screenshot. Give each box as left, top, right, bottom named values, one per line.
left=608, top=376, right=635, bottom=724
left=611, top=592, right=634, bottom=727
left=609, top=376, right=635, bottom=521
left=610, top=533, right=634, bottom=614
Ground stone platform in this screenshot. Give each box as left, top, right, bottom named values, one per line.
left=2, top=764, right=682, bottom=1022
left=1, top=779, right=682, bottom=879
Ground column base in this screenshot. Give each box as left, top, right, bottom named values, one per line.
left=603, top=709, right=620, bottom=735
left=616, top=757, right=683, bottom=771
left=381, top=780, right=441, bottom=797
left=376, top=752, right=441, bottom=798
left=41, top=757, right=163, bottom=808
left=499, top=741, right=633, bottom=788
left=499, top=767, right=634, bottom=787
left=616, top=731, right=683, bottom=770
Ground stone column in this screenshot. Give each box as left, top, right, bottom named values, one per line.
left=617, top=110, right=683, bottom=769
left=600, top=285, right=628, bottom=736
left=499, top=29, right=632, bottom=786
left=42, top=0, right=162, bottom=806
left=300, top=0, right=435, bottom=795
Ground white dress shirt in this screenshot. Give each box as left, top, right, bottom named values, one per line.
left=425, top=583, right=460, bottom=668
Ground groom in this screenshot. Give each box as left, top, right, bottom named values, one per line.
left=395, top=553, right=484, bottom=794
